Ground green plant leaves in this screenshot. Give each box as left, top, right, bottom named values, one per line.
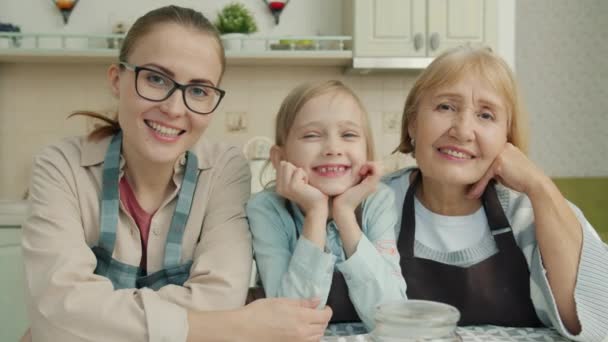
left=215, top=2, right=258, bottom=34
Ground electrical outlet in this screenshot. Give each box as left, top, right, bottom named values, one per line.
left=225, top=112, right=247, bottom=133
left=382, top=112, right=401, bottom=134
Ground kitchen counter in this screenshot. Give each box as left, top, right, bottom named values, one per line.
left=0, top=200, right=28, bottom=227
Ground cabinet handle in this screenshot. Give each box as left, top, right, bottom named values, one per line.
left=429, top=32, right=440, bottom=51
left=413, top=33, right=424, bottom=51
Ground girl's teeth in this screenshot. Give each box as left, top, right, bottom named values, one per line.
left=441, top=149, right=471, bottom=159
left=318, top=166, right=347, bottom=173
left=148, top=121, right=181, bottom=136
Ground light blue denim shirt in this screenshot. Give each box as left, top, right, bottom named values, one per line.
left=247, top=183, right=407, bottom=330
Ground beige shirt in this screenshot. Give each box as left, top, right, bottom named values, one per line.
left=21, top=135, right=253, bottom=342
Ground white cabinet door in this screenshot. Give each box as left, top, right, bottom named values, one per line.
left=0, top=228, right=28, bottom=342
left=353, top=0, right=426, bottom=57
left=427, top=0, right=498, bottom=56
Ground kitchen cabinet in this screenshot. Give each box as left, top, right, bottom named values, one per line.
left=0, top=227, right=28, bottom=342
left=351, top=0, right=497, bottom=58
left=352, top=0, right=426, bottom=58
left=427, top=0, right=497, bottom=56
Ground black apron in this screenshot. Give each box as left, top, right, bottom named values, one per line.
left=398, top=170, right=542, bottom=326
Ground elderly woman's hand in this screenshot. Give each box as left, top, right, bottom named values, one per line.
left=467, top=143, right=548, bottom=199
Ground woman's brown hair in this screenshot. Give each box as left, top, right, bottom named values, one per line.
left=72, top=5, right=225, bottom=141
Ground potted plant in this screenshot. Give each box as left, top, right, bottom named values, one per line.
left=0, top=22, right=22, bottom=48
left=215, top=2, right=258, bottom=51
left=107, top=21, right=128, bottom=49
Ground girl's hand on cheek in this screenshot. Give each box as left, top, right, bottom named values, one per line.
left=275, top=161, right=328, bottom=214
left=333, top=161, right=382, bottom=213
left=467, top=143, right=547, bottom=199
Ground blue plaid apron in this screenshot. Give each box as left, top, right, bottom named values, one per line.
left=91, top=132, right=198, bottom=290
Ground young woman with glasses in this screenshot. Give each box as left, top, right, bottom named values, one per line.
left=21, top=5, right=331, bottom=342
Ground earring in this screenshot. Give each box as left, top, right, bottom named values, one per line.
left=410, top=138, right=416, bottom=157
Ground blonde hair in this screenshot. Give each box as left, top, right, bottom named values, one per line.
left=261, top=80, right=374, bottom=189
left=275, top=80, right=375, bottom=160
left=72, top=5, right=225, bottom=141
left=396, top=46, right=529, bottom=155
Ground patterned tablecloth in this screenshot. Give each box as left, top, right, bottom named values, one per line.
left=322, top=325, right=571, bottom=341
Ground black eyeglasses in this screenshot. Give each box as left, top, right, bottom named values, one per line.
left=119, top=62, right=226, bottom=115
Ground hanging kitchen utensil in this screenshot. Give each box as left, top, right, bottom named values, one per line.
left=262, top=0, right=289, bottom=25
left=52, top=0, right=79, bottom=25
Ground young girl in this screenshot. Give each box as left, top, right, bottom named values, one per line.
left=247, top=80, right=407, bottom=332
left=21, top=6, right=330, bottom=342
left=383, top=46, right=608, bottom=341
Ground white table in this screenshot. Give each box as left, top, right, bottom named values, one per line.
left=322, top=325, right=571, bottom=341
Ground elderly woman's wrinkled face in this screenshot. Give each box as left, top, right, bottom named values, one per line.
left=409, top=75, right=509, bottom=186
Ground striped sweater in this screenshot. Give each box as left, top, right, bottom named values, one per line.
left=382, top=167, right=608, bottom=342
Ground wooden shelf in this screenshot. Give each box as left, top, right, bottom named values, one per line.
left=0, top=33, right=354, bottom=66
left=226, top=50, right=352, bottom=66
left=0, top=48, right=353, bottom=66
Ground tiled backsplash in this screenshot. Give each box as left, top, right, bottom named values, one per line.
left=0, top=63, right=417, bottom=200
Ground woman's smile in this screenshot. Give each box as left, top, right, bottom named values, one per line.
left=436, top=145, right=476, bottom=161
left=144, top=119, right=186, bottom=142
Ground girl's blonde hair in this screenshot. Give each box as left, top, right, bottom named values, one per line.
left=275, top=80, right=375, bottom=160
left=261, top=80, right=375, bottom=189
left=72, top=5, right=225, bottom=141
left=396, top=46, right=529, bottom=155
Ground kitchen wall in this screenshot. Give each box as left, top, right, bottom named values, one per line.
left=516, top=0, right=608, bottom=177
left=0, top=0, right=344, bottom=36
left=1, top=0, right=606, bottom=201
left=0, top=0, right=416, bottom=200
left=0, top=63, right=417, bottom=200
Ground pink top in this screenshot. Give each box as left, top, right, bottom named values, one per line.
left=119, top=177, right=154, bottom=269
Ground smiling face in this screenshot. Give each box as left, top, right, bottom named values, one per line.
left=281, top=91, right=369, bottom=196
left=409, top=75, right=509, bottom=186
left=109, top=22, right=223, bottom=167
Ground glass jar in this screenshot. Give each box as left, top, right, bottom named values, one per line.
left=370, top=300, right=462, bottom=342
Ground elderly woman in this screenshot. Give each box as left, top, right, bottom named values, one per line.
left=383, top=46, right=608, bottom=341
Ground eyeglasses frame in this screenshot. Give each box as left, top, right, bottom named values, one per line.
left=119, top=61, right=226, bottom=115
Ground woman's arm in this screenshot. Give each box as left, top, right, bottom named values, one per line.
left=23, top=145, right=187, bottom=342
left=468, top=143, right=584, bottom=334
left=187, top=298, right=332, bottom=342
left=525, top=211, right=608, bottom=342
left=156, top=149, right=253, bottom=310
left=526, top=175, right=582, bottom=333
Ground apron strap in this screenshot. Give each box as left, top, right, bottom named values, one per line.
left=163, top=151, right=198, bottom=268
left=398, top=169, right=421, bottom=258
left=481, top=181, right=511, bottom=232
left=99, top=132, right=124, bottom=252
left=99, top=132, right=198, bottom=269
